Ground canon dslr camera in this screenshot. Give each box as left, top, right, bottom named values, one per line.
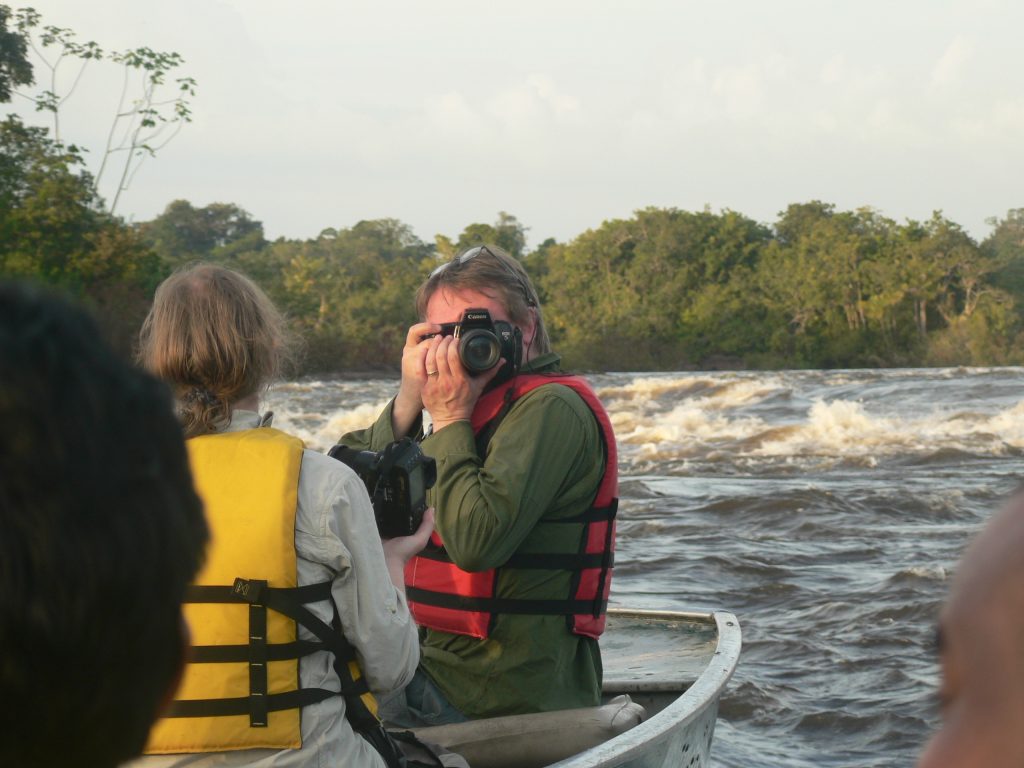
left=328, top=438, right=436, bottom=538
left=430, top=307, right=522, bottom=379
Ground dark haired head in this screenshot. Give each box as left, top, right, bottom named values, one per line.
left=0, top=281, right=208, bottom=768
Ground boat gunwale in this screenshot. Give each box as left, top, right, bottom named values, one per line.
left=548, top=608, right=741, bottom=768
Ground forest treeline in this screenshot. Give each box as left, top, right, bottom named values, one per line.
left=4, top=145, right=1024, bottom=373
left=130, top=199, right=1024, bottom=372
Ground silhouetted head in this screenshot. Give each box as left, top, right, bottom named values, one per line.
left=0, top=281, right=208, bottom=768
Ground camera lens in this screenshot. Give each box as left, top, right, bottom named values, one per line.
left=459, top=329, right=501, bottom=372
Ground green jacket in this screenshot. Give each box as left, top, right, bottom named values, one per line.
left=339, top=354, right=606, bottom=717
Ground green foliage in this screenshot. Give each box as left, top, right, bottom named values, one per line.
left=0, top=4, right=32, bottom=102
left=0, top=5, right=186, bottom=357
left=8, top=4, right=196, bottom=214
left=0, top=115, right=99, bottom=281
left=0, top=115, right=164, bottom=355
left=272, top=219, right=433, bottom=372
left=925, top=296, right=1024, bottom=366
left=440, top=211, right=529, bottom=260
left=983, top=209, right=1024, bottom=320
left=139, top=199, right=266, bottom=268
left=539, top=207, right=772, bottom=370
left=525, top=201, right=1024, bottom=371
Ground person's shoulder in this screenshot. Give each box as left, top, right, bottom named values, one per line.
left=520, top=377, right=593, bottom=404
left=300, top=447, right=364, bottom=491
left=514, top=379, right=597, bottom=423
left=294, top=448, right=374, bottom=536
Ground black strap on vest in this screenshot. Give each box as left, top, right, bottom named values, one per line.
left=167, top=579, right=370, bottom=726
left=248, top=580, right=269, bottom=726
left=170, top=577, right=421, bottom=768
left=591, top=501, right=617, bottom=618
left=327, top=601, right=379, bottom=735
left=405, top=586, right=609, bottom=617
left=189, top=639, right=325, bottom=664
left=415, top=500, right=617, bottom=573
left=548, top=501, right=617, bottom=524
left=415, top=545, right=614, bottom=572
left=166, top=688, right=339, bottom=719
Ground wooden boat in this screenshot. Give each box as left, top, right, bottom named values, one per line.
left=413, top=608, right=742, bottom=768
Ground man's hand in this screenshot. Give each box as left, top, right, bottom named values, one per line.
left=392, top=322, right=441, bottom=437
left=381, top=507, right=435, bottom=595
left=423, top=333, right=504, bottom=432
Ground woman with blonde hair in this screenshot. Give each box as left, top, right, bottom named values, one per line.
left=132, top=263, right=432, bottom=768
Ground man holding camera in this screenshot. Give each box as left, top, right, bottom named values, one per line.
left=339, top=244, right=618, bottom=725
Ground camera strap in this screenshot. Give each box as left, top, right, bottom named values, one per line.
left=324, top=601, right=454, bottom=768
left=368, top=439, right=406, bottom=511
left=474, top=387, right=516, bottom=458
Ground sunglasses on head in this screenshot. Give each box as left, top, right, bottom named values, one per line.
left=429, top=245, right=536, bottom=307
left=429, top=245, right=499, bottom=278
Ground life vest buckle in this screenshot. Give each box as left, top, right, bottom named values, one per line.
left=232, top=577, right=267, bottom=604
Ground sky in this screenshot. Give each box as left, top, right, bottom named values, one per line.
left=8, top=0, right=1024, bottom=248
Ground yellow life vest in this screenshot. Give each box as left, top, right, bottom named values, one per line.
left=145, top=427, right=378, bottom=754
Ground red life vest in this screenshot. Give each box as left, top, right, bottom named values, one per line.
left=404, top=374, right=618, bottom=640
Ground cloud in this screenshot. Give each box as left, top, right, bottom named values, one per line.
left=931, top=36, right=975, bottom=89
left=424, top=91, right=481, bottom=143
left=950, top=98, right=1024, bottom=142
left=485, top=74, right=582, bottom=134
left=703, top=55, right=790, bottom=120
left=413, top=74, right=586, bottom=171
left=820, top=55, right=847, bottom=86
left=818, top=55, right=886, bottom=92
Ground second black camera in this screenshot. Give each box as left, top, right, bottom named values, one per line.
left=328, top=438, right=436, bottom=538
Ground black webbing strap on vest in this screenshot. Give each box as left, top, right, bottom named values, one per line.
left=326, top=601, right=380, bottom=736
left=591, top=499, right=617, bottom=618
left=165, top=688, right=338, bottom=720
left=188, top=639, right=325, bottom=664
left=167, top=580, right=370, bottom=725
left=404, top=587, right=609, bottom=616
left=248, top=579, right=268, bottom=726
left=415, top=502, right=617, bottom=573
left=173, top=580, right=425, bottom=768
left=184, top=583, right=331, bottom=663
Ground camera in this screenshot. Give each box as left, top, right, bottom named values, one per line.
left=429, top=307, right=522, bottom=380
left=328, top=438, right=436, bottom=538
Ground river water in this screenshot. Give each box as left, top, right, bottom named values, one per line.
left=265, top=367, right=1024, bottom=768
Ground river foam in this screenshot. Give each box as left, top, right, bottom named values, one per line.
left=265, top=367, right=1024, bottom=768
